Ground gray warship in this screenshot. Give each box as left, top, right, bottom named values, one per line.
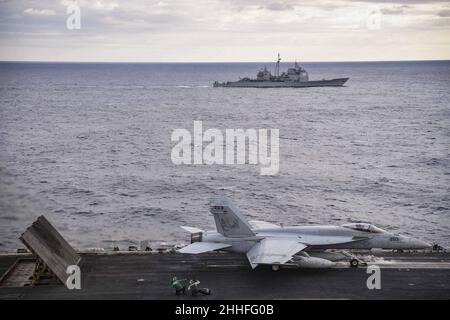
left=213, top=54, right=349, bottom=88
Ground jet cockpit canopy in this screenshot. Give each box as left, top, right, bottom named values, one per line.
left=341, top=223, right=385, bottom=233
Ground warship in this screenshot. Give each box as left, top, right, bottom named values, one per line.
left=213, top=54, right=349, bottom=88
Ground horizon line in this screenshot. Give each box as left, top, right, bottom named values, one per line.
left=1, top=58, right=450, bottom=64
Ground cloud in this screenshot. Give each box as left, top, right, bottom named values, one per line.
left=265, top=2, right=294, bottom=11
left=23, top=8, right=56, bottom=16
left=0, top=0, right=449, bottom=61
left=437, top=9, right=450, bottom=17
left=60, top=0, right=118, bottom=11
left=380, top=5, right=410, bottom=15
left=347, top=0, right=449, bottom=3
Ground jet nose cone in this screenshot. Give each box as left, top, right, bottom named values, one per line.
left=413, top=239, right=432, bottom=249
left=400, top=234, right=432, bottom=249
left=420, top=240, right=432, bottom=249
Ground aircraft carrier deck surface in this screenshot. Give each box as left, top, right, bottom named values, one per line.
left=0, top=251, right=449, bottom=300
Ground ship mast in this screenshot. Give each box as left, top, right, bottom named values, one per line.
left=275, top=53, right=281, bottom=77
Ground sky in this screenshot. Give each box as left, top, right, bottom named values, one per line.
left=0, top=0, right=449, bottom=62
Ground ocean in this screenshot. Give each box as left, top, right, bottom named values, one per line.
left=0, top=61, right=449, bottom=252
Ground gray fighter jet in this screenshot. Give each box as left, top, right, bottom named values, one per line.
left=179, top=196, right=431, bottom=270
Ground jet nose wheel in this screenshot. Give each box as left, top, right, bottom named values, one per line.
left=350, top=259, right=359, bottom=268
left=271, top=265, right=280, bottom=272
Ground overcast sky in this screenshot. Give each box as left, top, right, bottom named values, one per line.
left=0, top=0, right=449, bottom=62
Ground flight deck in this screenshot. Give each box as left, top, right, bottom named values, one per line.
left=0, top=216, right=448, bottom=300
left=0, top=251, right=449, bottom=300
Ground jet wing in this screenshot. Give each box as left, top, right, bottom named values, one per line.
left=248, top=220, right=280, bottom=229
left=297, top=235, right=368, bottom=246
left=178, top=242, right=231, bottom=254
left=246, top=238, right=307, bottom=269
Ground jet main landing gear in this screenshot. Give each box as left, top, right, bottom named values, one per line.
left=350, top=258, right=359, bottom=267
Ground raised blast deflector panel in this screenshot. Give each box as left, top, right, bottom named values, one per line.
left=20, top=215, right=81, bottom=284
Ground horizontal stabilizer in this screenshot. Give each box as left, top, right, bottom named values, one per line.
left=178, top=242, right=231, bottom=254
left=181, top=226, right=204, bottom=234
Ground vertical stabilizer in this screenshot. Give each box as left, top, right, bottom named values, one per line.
left=210, top=196, right=255, bottom=238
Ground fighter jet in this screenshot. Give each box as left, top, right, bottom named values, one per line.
left=179, top=196, right=431, bottom=270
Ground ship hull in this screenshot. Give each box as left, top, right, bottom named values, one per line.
left=214, top=78, right=349, bottom=88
